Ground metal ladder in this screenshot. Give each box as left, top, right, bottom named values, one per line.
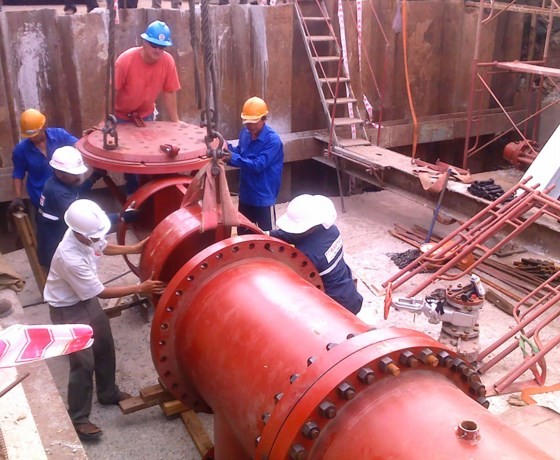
left=294, top=0, right=370, bottom=149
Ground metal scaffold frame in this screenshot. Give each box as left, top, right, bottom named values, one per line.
left=463, top=0, right=560, bottom=170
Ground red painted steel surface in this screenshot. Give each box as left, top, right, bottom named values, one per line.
left=77, top=121, right=210, bottom=173
left=116, top=176, right=194, bottom=274
left=140, top=207, right=262, bottom=285
left=147, top=225, right=551, bottom=458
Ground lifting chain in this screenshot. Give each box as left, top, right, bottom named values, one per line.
left=103, top=0, right=119, bottom=150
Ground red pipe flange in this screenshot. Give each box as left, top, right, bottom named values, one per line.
left=116, top=176, right=194, bottom=274
left=148, top=231, right=552, bottom=459
left=140, top=207, right=262, bottom=284
left=77, top=122, right=210, bottom=173
left=151, top=235, right=328, bottom=412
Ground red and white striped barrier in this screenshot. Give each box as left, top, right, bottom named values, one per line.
left=0, top=324, right=93, bottom=368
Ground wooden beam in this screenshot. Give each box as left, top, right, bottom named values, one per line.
left=180, top=410, right=214, bottom=457
left=139, top=383, right=169, bottom=402
left=12, top=211, right=45, bottom=293
left=161, top=400, right=190, bottom=417
left=119, top=396, right=159, bottom=415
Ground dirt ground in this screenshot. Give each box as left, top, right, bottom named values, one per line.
left=3, top=189, right=559, bottom=459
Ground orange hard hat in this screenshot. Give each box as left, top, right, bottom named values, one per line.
left=241, top=97, right=268, bottom=124
left=20, top=109, right=46, bottom=138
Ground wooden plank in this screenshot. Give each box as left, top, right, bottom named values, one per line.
left=140, top=384, right=175, bottom=403
left=12, top=211, right=46, bottom=293
left=161, top=400, right=189, bottom=417
left=180, top=410, right=214, bottom=456
left=485, top=289, right=514, bottom=316
left=498, top=405, right=560, bottom=460
left=104, top=297, right=124, bottom=318
left=119, top=396, right=159, bottom=415
left=139, top=383, right=171, bottom=403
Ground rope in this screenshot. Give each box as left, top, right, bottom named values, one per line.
left=188, top=0, right=203, bottom=109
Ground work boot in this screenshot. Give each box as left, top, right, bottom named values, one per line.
left=99, top=390, right=132, bottom=405
left=74, top=421, right=103, bottom=441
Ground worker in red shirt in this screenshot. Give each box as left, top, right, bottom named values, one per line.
left=114, top=20, right=182, bottom=195
left=114, top=20, right=181, bottom=124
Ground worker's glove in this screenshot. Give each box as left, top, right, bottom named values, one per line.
left=8, top=198, right=25, bottom=215
left=120, top=201, right=140, bottom=223
left=89, top=168, right=108, bottom=184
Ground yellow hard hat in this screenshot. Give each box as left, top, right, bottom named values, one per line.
left=20, top=109, right=46, bottom=138
left=241, top=97, right=268, bottom=124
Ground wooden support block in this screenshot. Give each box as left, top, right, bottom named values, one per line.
left=119, top=396, right=159, bottom=415
left=485, top=289, right=515, bottom=316
left=161, top=399, right=190, bottom=417
left=104, top=297, right=124, bottom=318
left=139, top=383, right=167, bottom=402
left=180, top=409, right=214, bottom=456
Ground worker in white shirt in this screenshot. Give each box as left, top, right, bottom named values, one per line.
left=43, top=199, right=165, bottom=441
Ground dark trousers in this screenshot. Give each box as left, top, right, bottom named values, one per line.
left=238, top=202, right=274, bottom=233
left=65, top=0, right=100, bottom=12
left=49, top=298, right=120, bottom=424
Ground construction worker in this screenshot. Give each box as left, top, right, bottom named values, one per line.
left=270, top=194, right=363, bottom=314
left=36, top=147, right=105, bottom=270
left=226, top=97, right=284, bottom=232
left=44, top=199, right=165, bottom=441
left=37, top=146, right=138, bottom=271
left=152, top=0, right=182, bottom=9
left=114, top=20, right=181, bottom=125
left=10, top=109, right=78, bottom=214
left=114, top=20, right=182, bottom=195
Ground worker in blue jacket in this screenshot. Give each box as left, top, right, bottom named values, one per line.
left=10, top=109, right=78, bottom=213
left=37, top=146, right=137, bottom=270
left=270, top=194, right=363, bottom=315
left=226, top=97, right=283, bottom=232
left=37, top=147, right=96, bottom=270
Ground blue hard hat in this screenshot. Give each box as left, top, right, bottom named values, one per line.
left=141, top=20, right=173, bottom=47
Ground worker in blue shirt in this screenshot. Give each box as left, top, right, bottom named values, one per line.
left=37, top=147, right=92, bottom=270
left=10, top=109, right=78, bottom=213
left=38, top=146, right=137, bottom=271
left=270, top=194, right=363, bottom=315
left=226, top=97, right=283, bottom=232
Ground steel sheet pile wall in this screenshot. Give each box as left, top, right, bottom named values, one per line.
left=0, top=5, right=297, bottom=174
left=0, top=1, right=525, bottom=184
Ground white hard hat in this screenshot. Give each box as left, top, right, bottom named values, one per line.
left=64, top=199, right=111, bottom=238
left=49, top=146, right=88, bottom=175
left=277, top=194, right=337, bottom=234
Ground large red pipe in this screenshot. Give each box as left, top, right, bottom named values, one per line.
left=144, top=215, right=551, bottom=459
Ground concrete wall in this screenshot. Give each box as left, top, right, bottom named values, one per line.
left=0, top=1, right=525, bottom=171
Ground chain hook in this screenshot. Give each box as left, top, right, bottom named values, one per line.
left=103, top=114, right=119, bottom=150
